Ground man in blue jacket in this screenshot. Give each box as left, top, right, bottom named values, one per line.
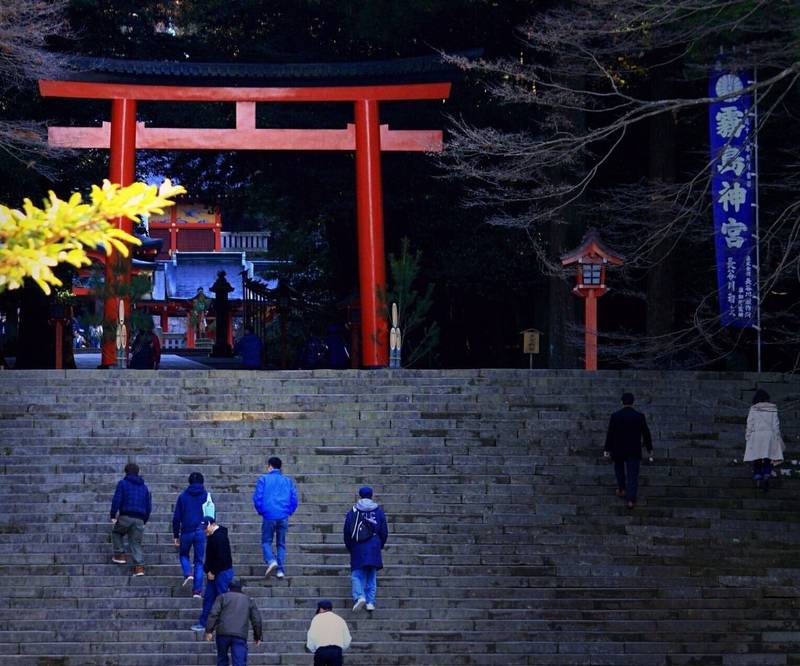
left=234, top=326, right=263, bottom=370
left=252, top=456, right=298, bottom=579
left=172, top=471, right=208, bottom=598
left=110, top=462, right=152, bottom=576
left=343, top=486, right=388, bottom=612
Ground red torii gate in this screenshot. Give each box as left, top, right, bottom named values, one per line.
left=39, top=56, right=459, bottom=368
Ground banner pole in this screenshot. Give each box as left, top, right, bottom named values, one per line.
left=752, top=66, right=762, bottom=373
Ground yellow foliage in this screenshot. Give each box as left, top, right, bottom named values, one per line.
left=0, top=179, right=186, bottom=295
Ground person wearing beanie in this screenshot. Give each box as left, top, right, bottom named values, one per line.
left=342, top=486, right=388, bottom=612
left=172, top=471, right=209, bottom=597
left=306, top=599, right=351, bottom=665
left=192, top=516, right=235, bottom=632
left=252, top=456, right=299, bottom=579
left=604, top=392, right=654, bottom=509
left=205, top=578, right=262, bottom=666
left=110, top=462, right=152, bottom=576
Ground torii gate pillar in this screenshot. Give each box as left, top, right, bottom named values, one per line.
left=101, top=98, right=137, bottom=367
left=354, top=99, right=388, bottom=368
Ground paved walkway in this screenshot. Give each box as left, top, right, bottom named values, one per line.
left=73, top=353, right=224, bottom=369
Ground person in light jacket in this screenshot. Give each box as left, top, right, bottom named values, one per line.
left=745, top=389, right=785, bottom=488
left=306, top=599, right=351, bottom=666
left=205, top=578, right=262, bottom=666
left=343, top=486, right=388, bottom=612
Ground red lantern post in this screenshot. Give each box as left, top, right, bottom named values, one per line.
left=561, top=230, right=624, bottom=371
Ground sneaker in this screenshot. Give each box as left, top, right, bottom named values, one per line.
left=182, top=575, right=194, bottom=588
left=192, top=591, right=202, bottom=600
left=615, top=488, right=626, bottom=498
left=366, top=603, right=375, bottom=612
left=112, top=553, right=127, bottom=564
left=352, top=597, right=366, bottom=612
left=132, top=565, right=145, bottom=576
left=265, top=561, right=277, bottom=577
left=626, top=501, right=636, bottom=510
left=276, top=570, right=285, bottom=579
left=190, top=624, right=205, bottom=632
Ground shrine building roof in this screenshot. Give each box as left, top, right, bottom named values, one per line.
left=54, top=51, right=482, bottom=87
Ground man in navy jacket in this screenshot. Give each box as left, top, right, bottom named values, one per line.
left=172, top=471, right=208, bottom=597
left=343, top=486, right=388, bottom=612
left=252, top=456, right=298, bottom=579
left=604, top=392, right=654, bottom=509
left=110, top=462, right=152, bottom=576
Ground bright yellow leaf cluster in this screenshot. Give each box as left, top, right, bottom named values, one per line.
left=0, top=179, right=186, bottom=294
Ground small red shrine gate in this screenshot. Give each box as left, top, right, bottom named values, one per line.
left=39, top=55, right=467, bottom=367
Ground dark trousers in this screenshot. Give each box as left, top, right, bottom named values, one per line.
left=216, top=634, right=247, bottom=666
left=614, top=458, right=641, bottom=502
left=752, top=459, right=772, bottom=479
left=314, top=645, right=343, bottom=666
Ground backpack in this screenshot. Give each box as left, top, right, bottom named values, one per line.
left=202, top=491, right=216, bottom=520
left=350, top=508, right=376, bottom=543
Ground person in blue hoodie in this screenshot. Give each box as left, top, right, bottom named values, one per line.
left=234, top=326, right=263, bottom=370
left=173, top=471, right=209, bottom=597
left=343, top=486, right=388, bottom=612
left=252, top=456, right=298, bottom=579
left=110, top=462, right=152, bottom=576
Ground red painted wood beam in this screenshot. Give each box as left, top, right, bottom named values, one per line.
left=102, top=98, right=137, bottom=368
left=354, top=99, right=389, bottom=368
left=48, top=122, right=443, bottom=152
left=39, top=80, right=452, bottom=102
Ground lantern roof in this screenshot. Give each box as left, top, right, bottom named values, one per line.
left=560, top=229, right=624, bottom=266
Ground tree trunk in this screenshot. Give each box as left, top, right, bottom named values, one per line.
left=547, top=221, right=579, bottom=368
left=646, top=77, right=677, bottom=340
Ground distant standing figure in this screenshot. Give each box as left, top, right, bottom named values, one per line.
left=604, top=392, right=653, bottom=510
left=204, top=578, right=262, bottom=666
left=110, top=462, right=152, bottom=576
left=306, top=599, right=351, bottom=666
left=745, top=389, right=785, bottom=489
left=129, top=326, right=161, bottom=369
left=234, top=326, right=263, bottom=370
left=172, top=471, right=209, bottom=598
left=252, top=456, right=299, bottom=579
left=343, top=486, right=388, bottom=612
left=192, top=516, right=235, bottom=632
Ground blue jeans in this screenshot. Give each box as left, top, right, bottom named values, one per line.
left=352, top=566, right=377, bottom=604
left=261, top=517, right=288, bottom=570
left=179, top=527, right=206, bottom=592
left=614, top=459, right=641, bottom=502
left=199, top=567, right=234, bottom=626
left=216, top=634, right=248, bottom=666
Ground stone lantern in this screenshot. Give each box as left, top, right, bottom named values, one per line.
left=561, top=230, right=624, bottom=371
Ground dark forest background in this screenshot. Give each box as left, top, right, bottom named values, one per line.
left=1, top=1, right=798, bottom=370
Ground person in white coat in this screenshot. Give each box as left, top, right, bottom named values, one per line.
left=744, top=389, right=785, bottom=488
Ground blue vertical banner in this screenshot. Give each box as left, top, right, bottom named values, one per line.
left=709, top=69, right=757, bottom=327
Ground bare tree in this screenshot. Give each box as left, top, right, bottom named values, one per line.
left=442, top=0, right=800, bottom=369
left=0, top=0, right=70, bottom=174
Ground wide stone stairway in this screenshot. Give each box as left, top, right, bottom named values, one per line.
left=0, top=369, right=799, bottom=665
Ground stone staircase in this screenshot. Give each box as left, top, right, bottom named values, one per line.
left=0, top=369, right=799, bottom=665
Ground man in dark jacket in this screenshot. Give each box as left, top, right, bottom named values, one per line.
left=205, top=578, right=262, bottom=666
left=604, top=392, right=654, bottom=509
left=172, top=471, right=208, bottom=597
left=343, top=486, right=388, bottom=612
left=234, top=326, right=263, bottom=370
left=192, top=516, right=235, bottom=632
left=110, top=462, right=152, bottom=576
